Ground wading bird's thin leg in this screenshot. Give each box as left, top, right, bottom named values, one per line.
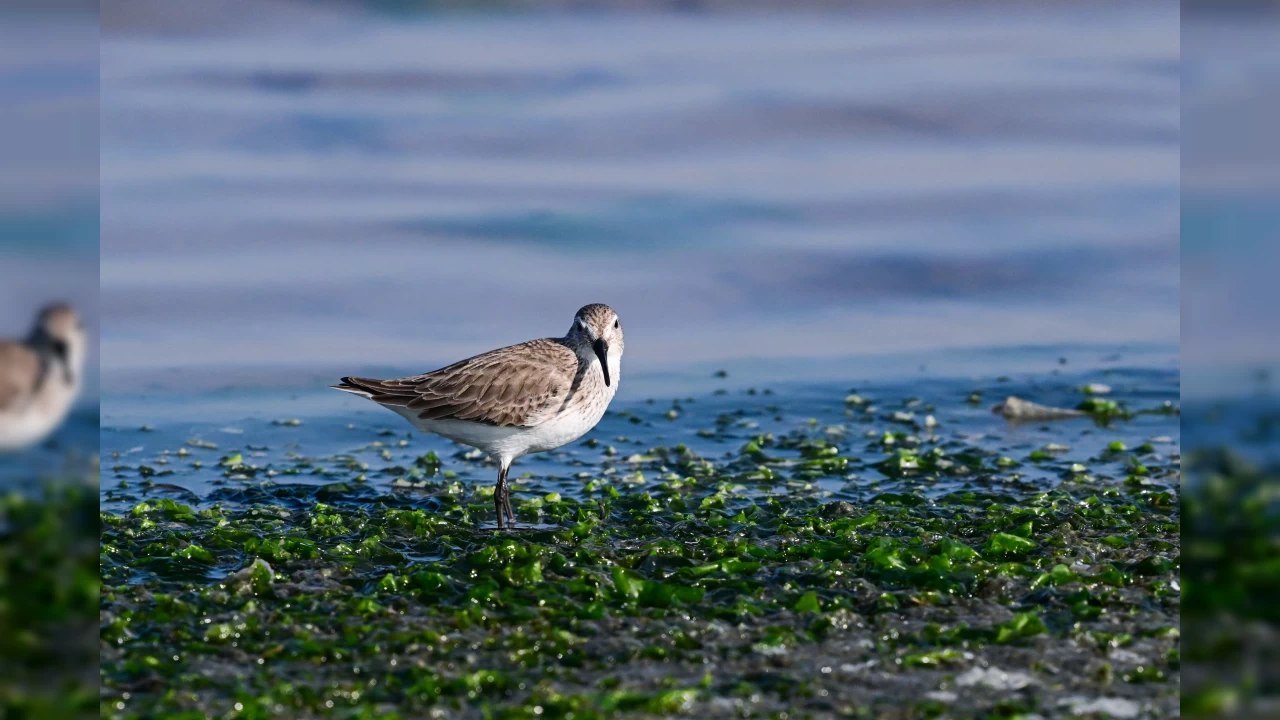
left=501, top=458, right=517, bottom=527
left=504, top=471, right=516, bottom=528
left=494, top=466, right=507, bottom=530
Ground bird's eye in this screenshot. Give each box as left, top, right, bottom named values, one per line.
left=613, top=320, right=619, bottom=329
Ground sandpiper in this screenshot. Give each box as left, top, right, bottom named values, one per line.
left=0, top=304, right=87, bottom=452
left=333, top=303, right=624, bottom=528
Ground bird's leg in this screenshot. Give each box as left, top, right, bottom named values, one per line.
left=494, top=466, right=507, bottom=530
left=503, top=466, right=517, bottom=528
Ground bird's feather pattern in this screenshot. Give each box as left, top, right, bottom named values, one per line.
left=337, top=338, right=581, bottom=428
left=0, top=343, right=41, bottom=413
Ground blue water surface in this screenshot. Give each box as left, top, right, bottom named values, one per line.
left=98, top=3, right=1185, bottom=503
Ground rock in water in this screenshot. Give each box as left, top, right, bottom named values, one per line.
left=991, top=396, right=1086, bottom=421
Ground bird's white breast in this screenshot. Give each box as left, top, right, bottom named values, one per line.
left=0, top=376, right=79, bottom=452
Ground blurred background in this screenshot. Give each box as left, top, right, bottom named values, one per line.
left=0, top=7, right=99, bottom=483
left=1183, top=2, right=1280, bottom=717
left=101, top=0, right=1178, bottom=399
left=0, top=2, right=99, bottom=717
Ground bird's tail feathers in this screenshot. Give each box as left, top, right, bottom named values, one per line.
left=331, top=376, right=376, bottom=398
left=331, top=376, right=416, bottom=407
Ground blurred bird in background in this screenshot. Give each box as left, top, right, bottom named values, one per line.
left=0, top=303, right=85, bottom=452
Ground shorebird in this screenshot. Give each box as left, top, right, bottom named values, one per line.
left=0, top=304, right=87, bottom=452
left=333, top=304, right=624, bottom=528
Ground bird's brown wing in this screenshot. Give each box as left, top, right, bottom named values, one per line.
left=337, top=338, right=581, bottom=428
left=0, top=342, right=42, bottom=413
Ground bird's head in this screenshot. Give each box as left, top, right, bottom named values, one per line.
left=30, top=303, right=86, bottom=385
left=566, top=303, right=624, bottom=387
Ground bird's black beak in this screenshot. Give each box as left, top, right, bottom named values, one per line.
left=51, top=339, right=74, bottom=384
left=593, top=338, right=610, bottom=387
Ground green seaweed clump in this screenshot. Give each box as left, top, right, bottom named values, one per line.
left=1182, top=447, right=1280, bottom=716
left=1, top=483, right=100, bottom=718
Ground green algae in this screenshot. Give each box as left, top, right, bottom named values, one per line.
left=1, top=483, right=99, bottom=718
left=99, top=375, right=1181, bottom=719
left=1182, top=446, right=1280, bottom=716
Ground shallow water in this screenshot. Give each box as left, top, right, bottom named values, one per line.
left=101, top=351, right=1179, bottom=518
left=99, top=5, right=1181, bottom=494
left=101, top=3, right=1179, bottom=379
